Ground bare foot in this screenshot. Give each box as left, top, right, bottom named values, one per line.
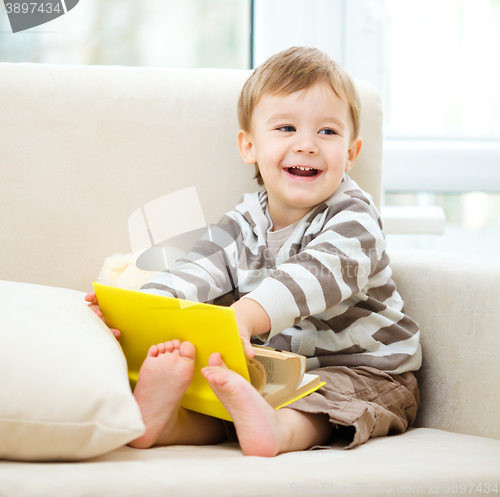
left=201, top=353, right=290, bottom=457
left=129, top=340, right=195, bottom=449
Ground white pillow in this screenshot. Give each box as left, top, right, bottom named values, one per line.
left=0, top=280, right=145, bottom=461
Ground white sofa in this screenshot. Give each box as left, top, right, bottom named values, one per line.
left=0, top=63, right=499, bottom=496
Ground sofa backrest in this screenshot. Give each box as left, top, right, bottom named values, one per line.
left=0, top=63, right=382, bottom=291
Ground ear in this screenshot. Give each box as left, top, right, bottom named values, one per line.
left=345, top=136, right=363, bottom=172
left=237, top=129, right=257, bottom=165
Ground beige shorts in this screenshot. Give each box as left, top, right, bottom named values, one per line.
left=224, top=366, right=419, bottom=450
left=286, top=365, right=419, bottom=449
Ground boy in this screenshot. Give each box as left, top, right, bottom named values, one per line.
left=86, top=46, right=421, bottom=456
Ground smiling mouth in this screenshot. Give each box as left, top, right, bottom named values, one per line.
left=287, top=166, right=319, bottom=177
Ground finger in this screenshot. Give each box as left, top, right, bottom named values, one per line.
left=241, top=338, right=255, bottom=358
left=246, top=343, right=255, bottom=358
left=110, top=328, right=121, bottom=339
left=84, top=292, right=97, bottom=304
left=88, top=304, right=102, bottom=317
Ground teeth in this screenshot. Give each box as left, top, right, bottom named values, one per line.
left=291, top=167, right=315, bottom=170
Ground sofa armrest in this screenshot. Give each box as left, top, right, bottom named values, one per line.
left=388, top=250, right=500, bottom=440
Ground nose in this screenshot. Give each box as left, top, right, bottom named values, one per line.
left=293, top=132, right=318, bottom=155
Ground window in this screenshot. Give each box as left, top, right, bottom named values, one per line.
left=385, top=0, right=500, bottom=139
left=2, top=0, right=498, bottom=254
left=383, top=0, right=500, bottom=194
left=0, top=0, right=251, bottom=69
left=382, top=0, right=500, bottom=256
left=253, top=0, right=500, bottom=255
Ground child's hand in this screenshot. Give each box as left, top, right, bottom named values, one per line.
left=240, top=335, right=255, bottom=359
left=84, top=292, right=121, bottom=340
left=85, top=291, right=102, bottom=318
left=231, top=298, right=270, bottom=359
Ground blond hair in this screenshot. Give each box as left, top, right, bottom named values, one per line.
left=238, top=46, right=361, bottom=186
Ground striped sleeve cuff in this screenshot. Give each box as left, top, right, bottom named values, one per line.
left=242, top=277, right=300, bottom=339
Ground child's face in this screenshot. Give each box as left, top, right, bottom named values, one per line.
left=238, top=83, right=362, bottom=221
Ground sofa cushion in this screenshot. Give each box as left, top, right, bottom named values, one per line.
left=389, top=250, right=500, bottom=440
left=0, top=428, right=498, bottom=496
left=0, top=280, right=145, bottom=461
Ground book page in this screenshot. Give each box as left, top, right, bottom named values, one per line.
left=273, top=374, right=324, bottom=410
left=297, top=373, right=319, bottom=389
left=254, top=355, right=302, bottom=400
left=254, top=356, right=276, bottom=383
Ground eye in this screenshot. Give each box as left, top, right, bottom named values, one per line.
left=276, top=125, right=296, bottom=132
left=319, top=128, right=337, bottom=135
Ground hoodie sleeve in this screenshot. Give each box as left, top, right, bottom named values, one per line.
left=139, top=215, right=242, bottom=303
left=242, top=197, right=387, bottom=338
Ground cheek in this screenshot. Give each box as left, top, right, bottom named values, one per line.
left=327, top=145, right=350, bottom=165
left=257, top=142, right=284, bottom=168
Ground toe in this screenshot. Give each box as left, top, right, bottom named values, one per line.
left=172, top=339, right=181, bottom=350
left=201, top=367, right=231, bottom=388
left=179, top=341, right=196, bottom=360
left=208, top=352, right=221, bottom=367
left=157, top=342, right=166, bottom=354
left=201, top=366, right=215, bottom=381
left=148, top=345, right=159, bottom=357
left=208, top=352, right=228, bottom=368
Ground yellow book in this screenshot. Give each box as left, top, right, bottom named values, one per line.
left=93, top=282, right=325, bottom=421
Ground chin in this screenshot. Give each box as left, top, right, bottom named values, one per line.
left=285, top=197, right=319, bottom=210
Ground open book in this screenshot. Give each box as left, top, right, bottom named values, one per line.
left=250, top=346, right=324, bottom=409
left=93, top=282, right=325, bottom=421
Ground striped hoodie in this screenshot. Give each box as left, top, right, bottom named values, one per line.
left=140, top=175, right=422, bottom=374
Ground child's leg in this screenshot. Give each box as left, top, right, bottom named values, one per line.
left=129, top=340, right=226, bottom=449
left=202, top=354, right=333, bottom=457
